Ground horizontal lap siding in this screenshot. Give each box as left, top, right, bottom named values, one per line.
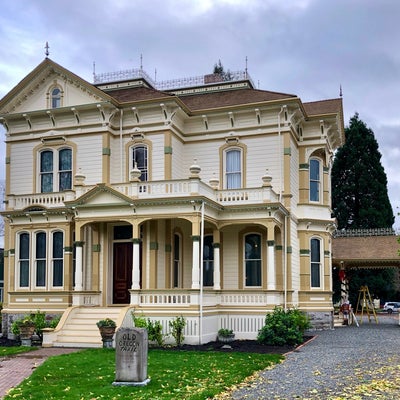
left=171, top=136, right=184, bottom=179
left=222, top=228, right=239, bottom=289
left=150, top=134, right=164, bottom=180
left=10, top=142, right=34, bottom=194
left=246, top=135, right=280, bottom=189
left=75, top=136, right=103, bottom=184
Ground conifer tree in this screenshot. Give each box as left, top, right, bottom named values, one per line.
left=332, top=113, right=394, bottom=229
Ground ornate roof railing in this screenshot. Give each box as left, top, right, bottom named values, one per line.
left=93, top=69, right=253, bottom=90
left=333, top=228, right=396, bottom=238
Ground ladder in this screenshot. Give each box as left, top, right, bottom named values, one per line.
left=355, top=285, right=378, bottom=324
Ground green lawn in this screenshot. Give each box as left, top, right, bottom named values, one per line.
left=0, top=346, right=38, bottom=357
left=2, top=348, right=283, bottom=400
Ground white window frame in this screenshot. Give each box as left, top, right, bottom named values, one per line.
left=224, top=147, right=243, bottom=189
left=130, top=144, right=148, bottom=182
left=17, top=232, right=30, bottom=289
left=244, top=232, right=262, bottom=288
left=38, top=147, right=72, bottom=193
left=309, top=158, right=322, bottom=203
left=310, top=237, right=323, bottom=289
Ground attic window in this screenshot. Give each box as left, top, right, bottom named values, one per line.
left=51, top=88, right=61, bottom=108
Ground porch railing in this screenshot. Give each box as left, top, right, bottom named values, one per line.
left=7, top=179, right=278, bottom=211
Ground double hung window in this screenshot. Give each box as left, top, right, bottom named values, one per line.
left=40, top=148, right=72, bottom=192
left=17, top=231, right=64, bottom=289
left=132, top=145, right=148, bottom=181
left=310, top=238, right=322, bottom=288
left=203, top=235, right=214, bottom=287
left=225, top=149, right=241, bottom=189
left=309, top=159, right=321, bottom=202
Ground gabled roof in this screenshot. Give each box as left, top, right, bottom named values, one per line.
left=0, top=58, right=114, bottom=114
left=64, top=184, right=134, bottom=208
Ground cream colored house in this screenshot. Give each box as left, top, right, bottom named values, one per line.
left=0, top=58, right=344, bottom=346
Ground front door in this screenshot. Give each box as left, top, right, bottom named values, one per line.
left=113, top=242, right=133, bottom=304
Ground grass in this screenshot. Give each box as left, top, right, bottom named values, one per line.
left=2, top=347, right=283, bottom=400
left=0, top=346, right=38, bottom=357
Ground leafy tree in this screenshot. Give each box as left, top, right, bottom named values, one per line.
left=212, top=60, right=232, bottom=81
left=331, top=113, right=394, bottom=229
left=331, top=114, right=396, bottom=304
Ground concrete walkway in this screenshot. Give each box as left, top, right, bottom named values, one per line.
left=0, top=347, right=81, bottom=399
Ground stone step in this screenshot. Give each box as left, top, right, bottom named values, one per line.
left=51, top=307, right=124, bottom=348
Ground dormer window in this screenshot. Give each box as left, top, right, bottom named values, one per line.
left=51, top=88, right=61, bottom=108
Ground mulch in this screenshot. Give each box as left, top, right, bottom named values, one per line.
left=155, top=337, right=314, bottom=354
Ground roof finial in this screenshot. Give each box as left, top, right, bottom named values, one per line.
left=340, top=84, right=343, bottom=97
left=140, top=53, right=143, bottom=70
left=45, top=42, right=50, bottom=58
left=245, top=56, right=248, bottom=78
left=93, top=61, right=96, bottom=81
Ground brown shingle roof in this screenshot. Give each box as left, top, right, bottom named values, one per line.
left=177, top=88, right=297, bottom=111
left=303, top=98, right=342, bottom=116
left=103, top=86, right=173, bottom=103
left=332, top=236, right=400, bottom=267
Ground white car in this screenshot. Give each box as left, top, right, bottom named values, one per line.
left=383, top=302, right=400, bottom=314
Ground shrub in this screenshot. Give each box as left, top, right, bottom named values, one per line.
left=147, top=319, right=164, bottom=346
left=257, top=307, right=311, bottom=346
left=131, top=310, right=147, bottom=328
left=169, top=315, right=186, bottom=347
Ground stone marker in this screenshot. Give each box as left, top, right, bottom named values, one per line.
left=113, top=327, right=150, bottom=386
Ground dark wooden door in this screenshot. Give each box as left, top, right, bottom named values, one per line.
left=113, top=242, right=133, bottom=304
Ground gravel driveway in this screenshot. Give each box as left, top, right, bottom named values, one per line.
left=226, top=314, right=400, bottom=399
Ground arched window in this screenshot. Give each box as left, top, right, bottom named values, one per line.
left=203, top=235, right=214, bottom=287
left=19, top=233, right=30, bottom=288
left=52, top=231, right=64, bottom=287
left=244, top=233, right=262, bottom=287
left=309, top=158, right=321, bottom=202
left=51, top=88, right=61, bottom=108
left=35, top=232, right=47, bottom=287
left=39, top=148, right=72, bottom=192
left=225, top=148, right=242, bottom=189
left=310, top=238, right=322, bottom=288
left=132, top=145, right=148, bottom=181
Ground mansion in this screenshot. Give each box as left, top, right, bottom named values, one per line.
left=0, top=58, right=344, bottom=345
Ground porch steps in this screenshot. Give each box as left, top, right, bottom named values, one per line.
left=50, top=307, right=124, bottom=348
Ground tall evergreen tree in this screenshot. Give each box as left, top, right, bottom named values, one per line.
left=332, top=113, right=394, bottom=229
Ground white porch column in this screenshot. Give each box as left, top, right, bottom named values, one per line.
left=132, top=238, right=141, bottom=290
left=74, top=241, right=84, bottom=291
left=267, top=240, right=276, bottom=290
left=192, top=236, right=200, bottom=289
left=213, top=243, right=221, bottom=290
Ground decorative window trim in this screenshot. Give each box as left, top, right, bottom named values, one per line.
left=310, top=236, right=323, bottom=289
left=47, top=83, right=64, bottom=109
left=309, top=157, right=322, bottom=203
left=220, top=142, right=247, bottom=189
left=125, top=139, right=152, bottom=182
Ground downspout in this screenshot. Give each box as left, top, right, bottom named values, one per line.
left=120, top=109, right=123, bottom=182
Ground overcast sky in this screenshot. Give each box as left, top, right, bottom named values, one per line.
left=0, top=0, right=399, bottom=229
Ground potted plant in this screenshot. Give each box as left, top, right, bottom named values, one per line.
left=96, top=318, right=117, bottom=348
left=11, top=315, right=36, bottom=346
left=217, top=328, right=235, bottom=343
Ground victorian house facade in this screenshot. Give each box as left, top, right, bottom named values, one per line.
left=0, top=58, right=344, bottom=346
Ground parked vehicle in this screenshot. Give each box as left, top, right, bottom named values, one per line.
left=383, top=302, right=400, bottom=314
